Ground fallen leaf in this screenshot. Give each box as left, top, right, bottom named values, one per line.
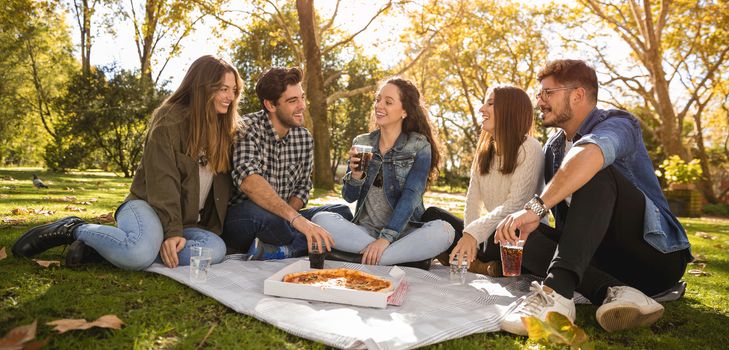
left=2, top=217, right=27, bottom=225
left=0, top=320, right=36, bottom=349
left=0, top=194, right=8, bottom=199
left=0, top=247, right=6, bottom=261
left=19, top=337, right=49, bottom=350
left=95, top=212, right=115, bottom=224
left=687, top=263, right=710, bottom=276
left=88, top=198, right=98, bottom=202
left=695, top=232, right=717, bottom=240
left=523, top=312, right=590, bottom=349
left=64, top=187, right=74, bottom=192
left=1, top=176, right=16, bottom=181
left=78, top=187, right=86, bottom=191
left=33, top=260, right=61, bottom=268
left=46, top=315, right=124, bottom=333
left=64, top=205, right=86, bottom=212
left=61, top=196, right=77, bottom=202
left=31, top=208, right=54, bottom=216
left=78, top=201, right=92, bottom=205
left=690, top=254, right=706, bottom=264
left=11, top=208, right=29, bottom=215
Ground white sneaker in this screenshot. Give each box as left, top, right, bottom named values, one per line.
left=500, top=281, right=576, bottom=336
left=596, top=285, right=664, bottom=332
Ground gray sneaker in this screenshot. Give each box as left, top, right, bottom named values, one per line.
left=596, top=285, right=664, bottom=332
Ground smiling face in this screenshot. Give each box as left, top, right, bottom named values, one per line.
left=479, top=91, right=496, bottom=133
left=373, top=83, right=406, bottom=129
left=214, top=72, right=237, bottom=114
left=537, top=76, right=575, bottom=128
left=270, top=83, right=306, bottom=131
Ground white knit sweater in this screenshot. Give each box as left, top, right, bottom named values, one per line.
left=463, top=135, right=544, bottom=243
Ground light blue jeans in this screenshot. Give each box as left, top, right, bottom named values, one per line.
left=311, top=212, right=454, bottom=265
left=73, top=199, right=226, bottom=270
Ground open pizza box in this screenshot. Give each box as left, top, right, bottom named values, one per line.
left=263, top=260, right=406, bottom=309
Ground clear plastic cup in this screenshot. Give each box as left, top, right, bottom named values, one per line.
left=500, top=240, right=525, bottom=276
left=449, top=253, right=468, bottom=284
left=353, top=145, right=373, bottom=172
left=190, top=247, right=213, bottom=283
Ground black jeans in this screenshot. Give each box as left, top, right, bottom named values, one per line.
left=526, top=166, right=689, bottom=304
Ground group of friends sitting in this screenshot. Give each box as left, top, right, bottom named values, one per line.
left=12, top=56, right=691, bottom=336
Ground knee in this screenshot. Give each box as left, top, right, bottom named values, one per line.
left=209, top=235, right=227, bottom=264
left=328, top=204, right=353, bottom=221
left=429, top=220, right=455, bottom=246
left=110, top=243, right=160, bottom=270
left=312, top=212, right=343, bottom=227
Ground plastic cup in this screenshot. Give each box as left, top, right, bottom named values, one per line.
left=190, top=247, right=213, bottom=283
left=500, top=240, right=525, bottom=277
left=353, top=145, right=373, bottom=172
left=449, top=254, right=468, bottom=284
left=309, top=242, right=326, bottom=269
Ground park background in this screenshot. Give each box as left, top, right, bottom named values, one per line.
left=1, top=0, right=728, bottom=349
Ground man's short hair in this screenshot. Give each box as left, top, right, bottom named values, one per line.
left=255, top=67, right=303, bottom=109
left=537, top=59, right=598, bottom=102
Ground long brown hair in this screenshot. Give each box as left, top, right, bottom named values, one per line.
left=372, top=77, right=441, bottom=182
left=149, top=55, right=242, bottom=173
left=477, top=85, right=533, bottom=175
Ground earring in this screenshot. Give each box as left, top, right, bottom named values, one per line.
left=401, top=115, right=406, bottom=119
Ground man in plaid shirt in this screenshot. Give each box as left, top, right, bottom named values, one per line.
left=222, top=67, right=352, bottom=259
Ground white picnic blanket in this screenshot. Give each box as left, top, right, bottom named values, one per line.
left=146, top=257, right=686, bottom=349
left=147, top=257, right=529, bottom=350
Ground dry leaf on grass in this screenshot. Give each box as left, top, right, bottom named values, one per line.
left=31, top=208, right=54, bottom=216
left=687, top=263, right=710, bottom=276
left=690, top=254, right=707, bottom=264
left=46, top=315, right=124, bottom=333
left=77, top=201, right=92, bottom=205
left=2, top=217, right=27, bottom=225
left=88, top=198, right=98, bottom=202
left=0, top=247, right=6, bottom=261
left=33, top=260, right=61, bottom=268
left=1, top=176, right=16, bottom=181
left=64, top=205, right=86, bottom=212
left=10, top=208, right=29, bottom=215
left=64, top=187, right=74, bottom=192
left=95, top=212, right=115, bottom=224
left=0, top=194, right=8, bottom=199
left=0, top=320, right=36, bottom=350
left=695, top=232, right=717, bottom=240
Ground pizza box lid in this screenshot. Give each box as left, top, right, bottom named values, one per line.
left=263, top=260, right=405, bottom=309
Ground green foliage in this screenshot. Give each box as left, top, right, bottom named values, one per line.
left=658, top=155, right=703, bottom=186
left=702, top=204, right=729, bottom=218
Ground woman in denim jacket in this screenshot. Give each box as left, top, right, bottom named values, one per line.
left=312, top=78, right=454, bottom=266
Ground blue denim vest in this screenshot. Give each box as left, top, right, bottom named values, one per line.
left=545, top=108, right=689, bottom=254
left=342, top=130, right=431, bottom=242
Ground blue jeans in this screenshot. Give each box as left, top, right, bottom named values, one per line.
left=74, top=199, right=226, bottom=270
left=221, top=200, right=353, bottom=255
left=311, top=212, right=454, bottom=265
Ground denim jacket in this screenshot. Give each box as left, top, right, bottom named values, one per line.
left=342, top=130, right=431, bottom=242
left=544, top=107, right=689, bottom=254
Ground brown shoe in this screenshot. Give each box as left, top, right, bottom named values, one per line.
left=468, top=260, right=502, bottom=277
left=435, top=251, right=450, bottom=266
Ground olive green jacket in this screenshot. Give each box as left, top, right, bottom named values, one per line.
left=121, top=105, right=232, bottom=239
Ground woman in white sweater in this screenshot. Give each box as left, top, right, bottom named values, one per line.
left=448, top=84, right=544, bottom=275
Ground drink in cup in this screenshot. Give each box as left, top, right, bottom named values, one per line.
left=190, top=246, right=213, bottom=283
left=353, top=145, right=373, bottom=172
left=309, top=242, right=326, bottom=269
left=500, top=240, right=524, bottom=277
left=449, top=253, right=468, bottom=284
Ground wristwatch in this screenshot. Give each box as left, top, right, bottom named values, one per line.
left=524, top=194, right=548, bottom=219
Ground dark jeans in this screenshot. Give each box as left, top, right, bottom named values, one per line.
left=527, top=166, right=689, bottom=304
left=222, top=200, right=353, bottom=256
left=421, top=206, right=504, bottom=263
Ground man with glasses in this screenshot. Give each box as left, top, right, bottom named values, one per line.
left=495, top=59, right=690, bottom=334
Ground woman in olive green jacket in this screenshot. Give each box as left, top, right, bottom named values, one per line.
left=13, top=55, right=242, bottom=270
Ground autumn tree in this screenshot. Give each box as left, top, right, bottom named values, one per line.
left=568, top=0, right=729, bottom=202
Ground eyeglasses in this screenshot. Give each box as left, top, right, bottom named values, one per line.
left=535, top=86, right=577, bottom=101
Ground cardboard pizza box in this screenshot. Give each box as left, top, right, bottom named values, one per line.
left=263, top=260, right=405, bottom=308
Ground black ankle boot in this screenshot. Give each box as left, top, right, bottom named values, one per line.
left=326, top=249, right=363, bottom=263
left=396, top=258, right=432, bottom=271
left=65, top=240, right=104, bottom=268
left=12, top=216, right=86, bottom=257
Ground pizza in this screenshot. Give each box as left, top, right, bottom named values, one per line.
left=283, top=268, right=392, bottom=292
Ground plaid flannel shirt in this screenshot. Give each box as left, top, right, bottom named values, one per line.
left=231, top=110, right=313, bottom=205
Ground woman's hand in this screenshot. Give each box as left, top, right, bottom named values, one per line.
left=161, top=236, right=186, bottom=268
left=347, top=147, right=364, bottom=180
left=361, top=238, right=390, bottom=265
left=449, top=232, right=478, bottom=267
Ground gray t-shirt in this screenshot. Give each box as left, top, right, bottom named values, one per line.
left=356, top=171, right=415, bottom=239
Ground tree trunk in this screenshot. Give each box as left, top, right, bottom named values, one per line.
left=140, top=0, right=159, bottom=81
left=692, top=107, right=718, bottom=203
left=296, top=0, right=334, bottom=190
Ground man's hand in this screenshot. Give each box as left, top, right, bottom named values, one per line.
left=361, top=238, right=390, bottom=265
left=161, top=236, right=186, bottom=268
left=495, top=209, right=539, bottom=245
left=347, top=147, right=364, bottom=180
left=291, top=217, right=335, bottom=252
left=450, top=233, right=477, bottom=267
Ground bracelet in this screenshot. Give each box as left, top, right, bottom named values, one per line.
left=289, top=213, right=304, bottom=226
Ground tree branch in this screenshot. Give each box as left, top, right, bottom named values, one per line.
left=322, top=0, right=392, bottom=56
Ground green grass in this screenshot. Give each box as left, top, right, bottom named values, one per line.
left=2, top=168, right=729, bottom=349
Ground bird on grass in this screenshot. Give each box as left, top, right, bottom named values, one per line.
left=32, top=174, right=48, bottom=189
